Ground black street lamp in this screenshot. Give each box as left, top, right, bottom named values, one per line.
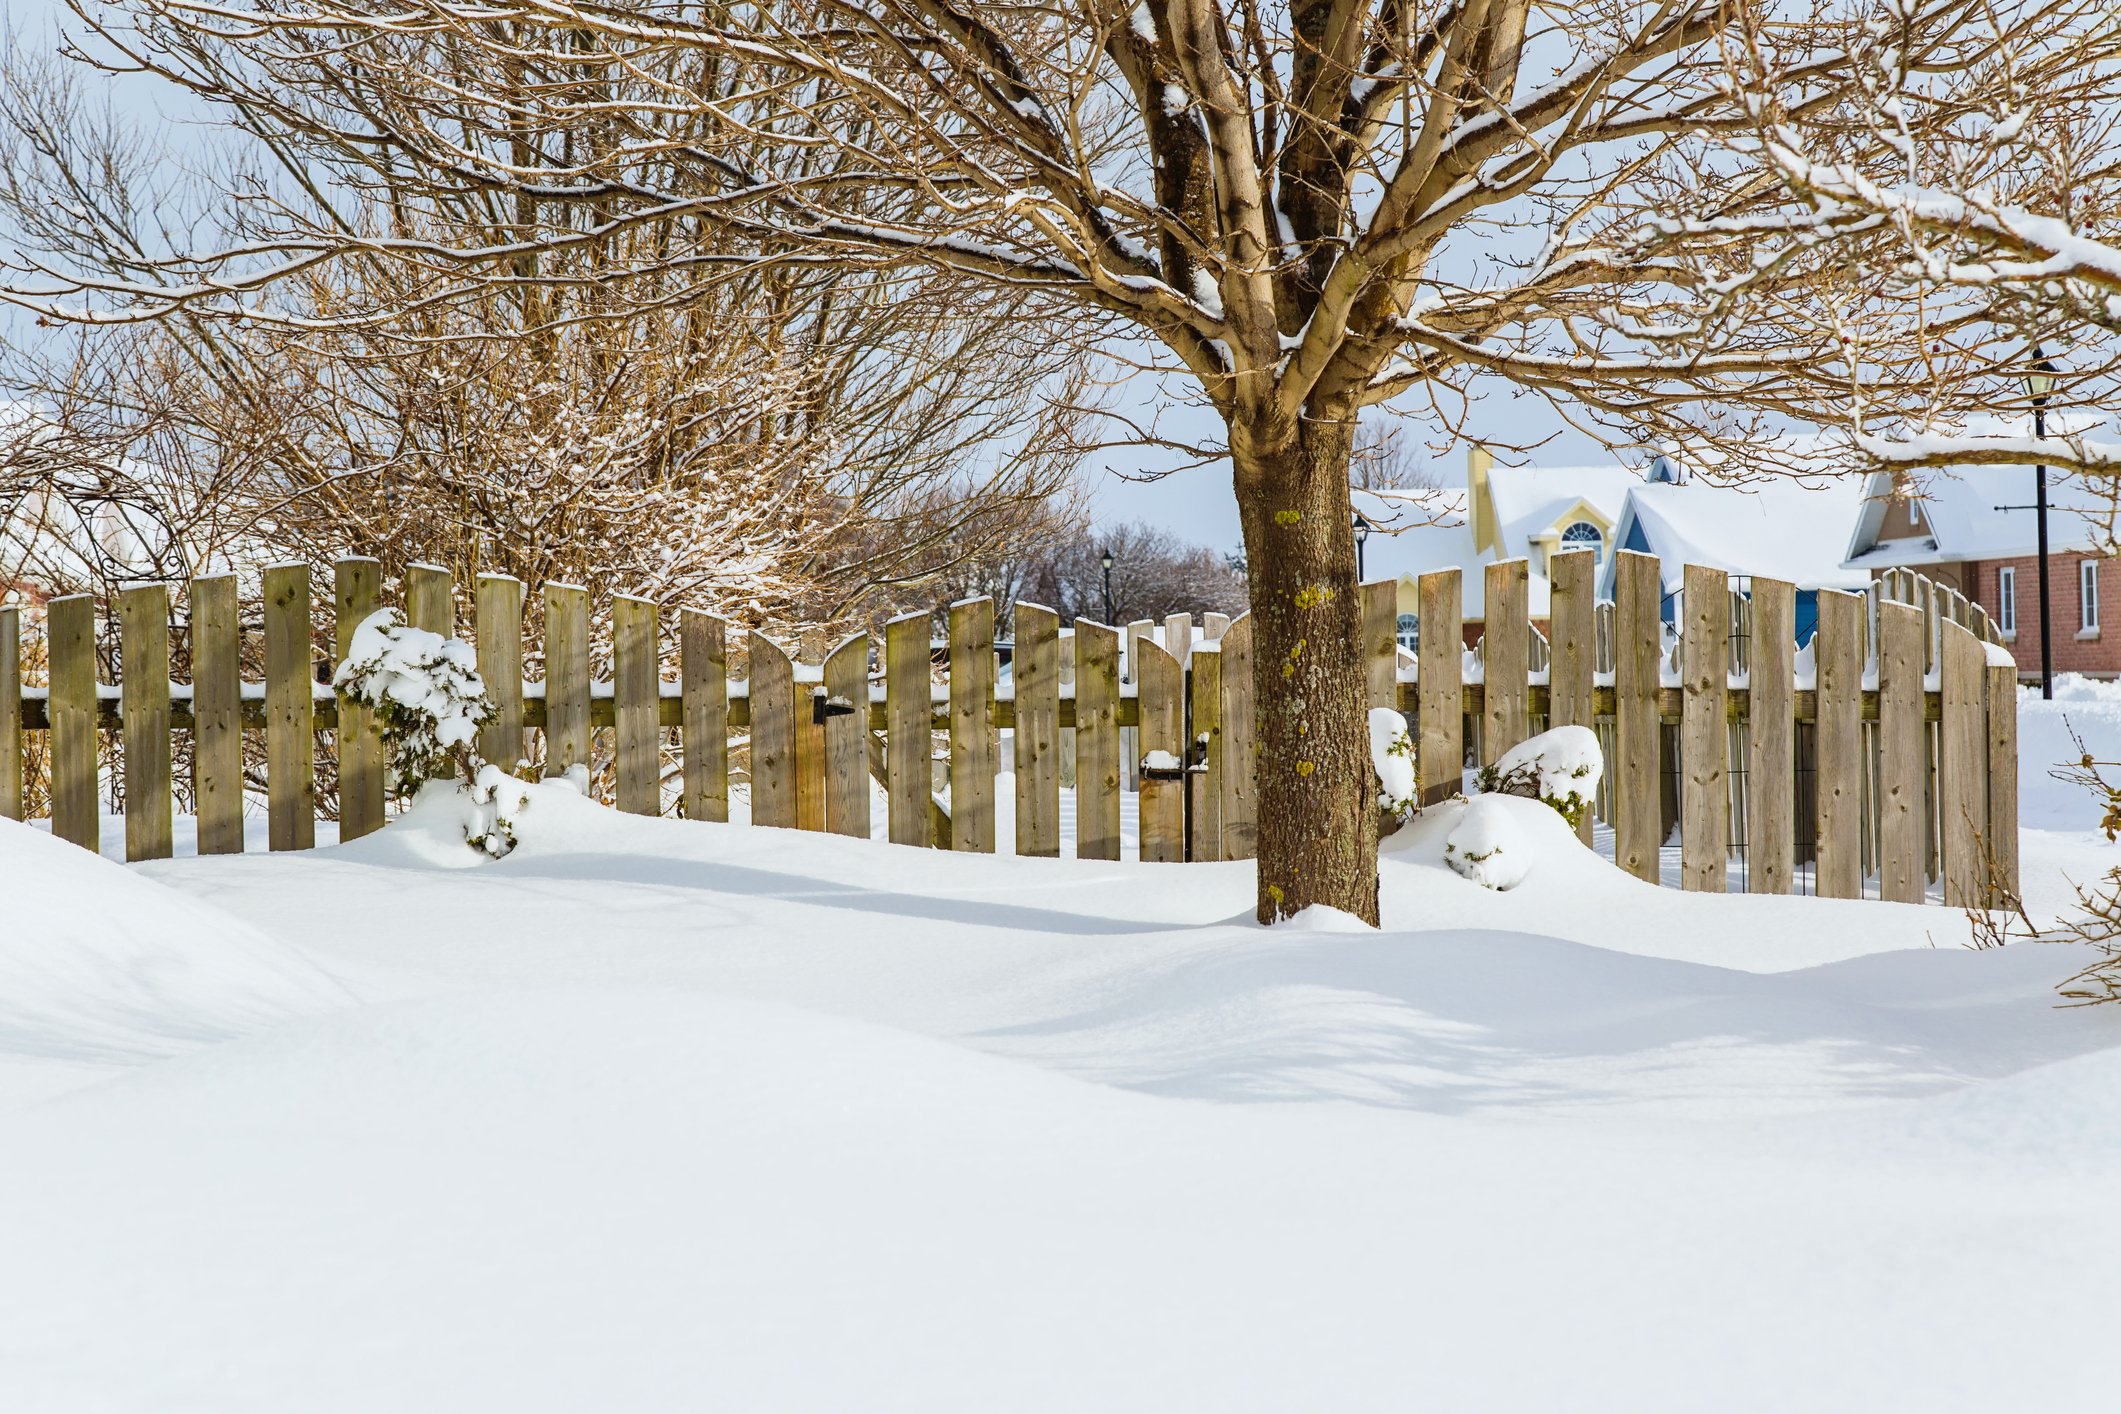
left=2029, top=352, right=2058, bottom=700
left=1352, top=512, right=1371, bottom=581
left=1099, top=547, right=1115, bottom=625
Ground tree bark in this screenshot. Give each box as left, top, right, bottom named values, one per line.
left=1233, top=414, right=1378, bottom=925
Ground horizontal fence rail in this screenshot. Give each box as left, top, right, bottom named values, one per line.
left=0, top=550, right=2018, bottom=908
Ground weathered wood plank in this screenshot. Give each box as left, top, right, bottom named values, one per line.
left=1548, top=549, right=1597, bottom=843
left=1747, top=577, right=1795, bottom=894
left=749, top=632, right=796, bottom=829
left=948, top=598, right=997, bottom=853
left=1124, top=618, right=1154, bottom=792
left=793, top=636, right=826, bottom=833
left=407, top=562, right=454, bottom=637
left=263, top=564, right=316, bottom=851
left=1878, top=600, right=1926, bottom=904
left=1074, top=620, right=1122, bottom=861
left=1680, top=563, right=1729, bottom=892
left=1416, top=569, right=1462, bottom=808
left=0, top=605, right=20, bottom=821
left=1482, top=559, right=1530, bottom=763
left=1218, top=614, right=1256, bottom=860
left=1164, top=612, right=1193, bottom=665
left=1813, top=590, right=1865, bottom=900
left=1986, top=659, right=2021, bottom=904
left=1012, top=604, right=1060, bottom=858
left=885, top=613, right=932, bottom=848
left=1940, top=620, right=1988, bottom=907
left=681, top=610, right=729, bottom=823
left=191, top=575, right=243, bottom=855
left=613, top=595, right=659, bottom=816
left=333, top=558, right=385, bottom=840
left=1189, top=638, right=1223, bottom=862
left=542, top=583, right=591, bottom=779
left=1136, top=637, right=1183, bottom=862
left=119, top=583, right=173, bottom=861
left=1613, top=551, right=1662, bottom=882
left=1362, top=579, right=1397, bottom=709
left=476, top=574, right=525, bottom=771
left=1202, top=612, right=1231, bottom=642
left=48, top=594, right=99, bottom=851
left=823, top=633, right=871, bottom=838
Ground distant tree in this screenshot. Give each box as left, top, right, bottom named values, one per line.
left=1022, top=523, right=1249, bottom=628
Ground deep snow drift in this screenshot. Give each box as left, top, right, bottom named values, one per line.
left=0, top=683, right=2116, bottom=1411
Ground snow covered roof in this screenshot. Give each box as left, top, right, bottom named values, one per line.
left=1842, top=464, right=2119, bottom=570
left=1607, top=474, right=1875, bottom=596
left=1485, top=463, right=1638, bottom=552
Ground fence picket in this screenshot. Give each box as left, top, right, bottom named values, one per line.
left=48, top=595, right=98, bottom=851
left=1878, top=600, right=1926, bottom=904
left=750, top=633, right=796, bottom=829
left=1680, top=564, right=1729, bottom=892
left=334, top=558, right=385, bottom=839
left=682, top=610, right=729, bottom=823
left=948, top=598, right=997, bottom=852
left=1362, top=579, right=1397, bottom=709
left=263, top=564, right=316, bottom=852
left=0, top=606, right=19, bottom=820
left=1482, top=559, right=1529, bottom=763
left=1075, top=621, right=1122, bottom=861
left=1548, top=549, right=1596, bottom=843
left=1137, top=637, right=1183, bottom=862
left=542, top=584, right=591, bottom=779
left=1218, top=614, right=1256, bottom=860
left=1940, top=620, right=1988, bottom=907
left=476, top=575, right=525, bottom=771
left=1164, top=612, right=1193, bottom=666
left=407, top=563, right=453, bottom=637
left=1814, top=590, right=1864, bottom=898
left=119, top=583, right=173, bottom=862
left=885, top=613, right=932, bottom=848
left=823, top=634, right=871, bottom=838
left=192, top=575, right=243, bottom=855
left=613, top=595, right=659, bottom=816
left=794, top=637, right=826, bottom=833
left=1190, top=638, right=1223, bottom=862
left=1747, top=577, right=1795, bottom=894
left=1012, top=604, right=1060, bottom=858
left=1613, top=552, right=1661, bottom=882
left=1417, top=569, right=1462, bottom=807
left=1986, top=658, right=2021, bottom=903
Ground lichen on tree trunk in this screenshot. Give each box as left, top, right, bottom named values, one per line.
left=1234, top=414, right=1378, bottom=926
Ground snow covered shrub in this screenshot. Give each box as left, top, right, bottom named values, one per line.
left=1444, top=796, right=1531, bottom=890
left=332, top=609, right=524, bottom=857
left=1370, top=708, right=1419, bottom=822
left=1476, top=725, right=1602, bottom=831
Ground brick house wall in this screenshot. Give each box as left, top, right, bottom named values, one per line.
left=1962, top=551, right=2121, bottom=679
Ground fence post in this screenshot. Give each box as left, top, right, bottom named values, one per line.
left=1613, top=552, right=1661, bottom=882
left=1190, top=636, right=1223, bottom=862
left=613, top=595, right=659, bottom=816
left=749, top=633, right=796, bottom=829
left=1482, top=559, right=1529, bottom=763
left=885, top=612, right=932, bottom=848
left=1878, top=600, right=1926, bottom=903
left=1362, top=579, right=1397, bottom=709
left=1218, top=614, right=1256, bottom=860
left=119, top=583, right=173, bottom=862
left=1748, top=577, right=1795, bottom=894
left=823, top=633, right=871, bottom=839
left=1548, top=550, right=1597, bottom=843
left=1137, top=637, right=1184, bottom=862
left=263, top=563, right=316, bottom=851
left=1985, top=655, right=2021, bottom=904
left=1814, top=589, right=1864, bottom=898
left=1013, top=604, right=1060, bottom=858
left=48, top=594, right=98, bottom=851
left=1940, top=620, right=1989, bottom=907
left=334, top=558, right=386, bottom=839
left=948, top=598, right=998, bottom=852
left=407, top=562, right=454, bottom=637
left=681, top=610, right=730, bottom=823
left=476, top=574, right=525, bottom=772
left=0, top=605, right=19, bottom=821
left=190, top=575, right=244, bottom=854
left=542, top=583, right=592, bottom=779
left=1075, top=620, right=1122, bottom=860
left=1416, top=569, right=1462, bottom=807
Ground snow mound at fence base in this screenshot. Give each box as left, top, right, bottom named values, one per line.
left=0, top=816, right=349, bottom=1098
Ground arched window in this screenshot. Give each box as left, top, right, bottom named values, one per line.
left=1395, top=613, right=1419, bottom=650
left=1559, top=520, right=1604, bottom=560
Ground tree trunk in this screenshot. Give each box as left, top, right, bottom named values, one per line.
left=1233, top=415, right=1378, bottom=925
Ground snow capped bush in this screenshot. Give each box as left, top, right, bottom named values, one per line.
left=1476, top=725, right=1602, bottom=831
left=1370, top=708, right=1418, bottom=819
left=334, top=608, right=526, bottom=856
left=1443, top=796, right=1531, bottom=890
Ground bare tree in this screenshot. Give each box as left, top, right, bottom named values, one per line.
left=7, top=1, right=2104, bottom=921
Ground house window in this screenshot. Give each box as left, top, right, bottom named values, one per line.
left=1559, top=520, right=1603, bottom=561
left=2083, top=559, right=2102, bottom=634
left=1395, top=613, right=1419, bottom=651
left=1998, top=566, right=2016, bottom=636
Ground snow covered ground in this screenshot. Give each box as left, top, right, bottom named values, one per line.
left=1, top=684, right=2117, bottom=1410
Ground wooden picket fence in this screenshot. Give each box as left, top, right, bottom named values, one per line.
left=0, top=549, right=2019, bottom=907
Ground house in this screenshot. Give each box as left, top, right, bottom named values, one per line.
left=1842, top=459, right=2121, bottom=680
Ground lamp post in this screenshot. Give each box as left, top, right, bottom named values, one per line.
left=1352, top=512, right=1371, bottom=581
left=2029, top=352, right=2057, bottom=700
left=1099, top=548, right=1115, bottom=625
